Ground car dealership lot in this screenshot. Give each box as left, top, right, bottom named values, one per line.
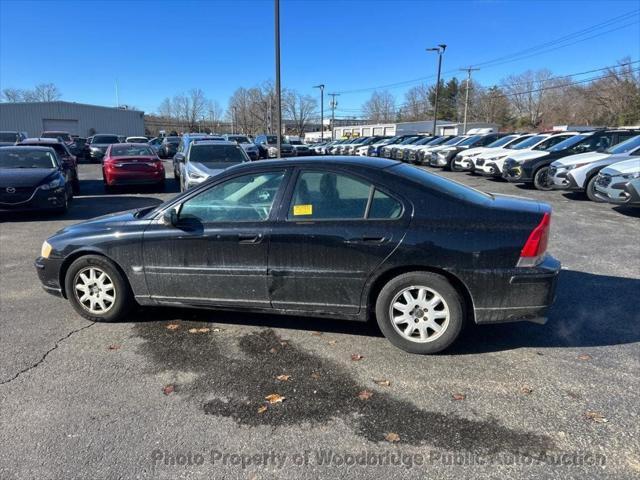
left=1, top=161, right=639, bottom=479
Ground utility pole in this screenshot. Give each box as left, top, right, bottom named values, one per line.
left=267, top=96, right=272, bottom=134
left=231, top=106, right=237, bottom=134
left=460, top=67, right=479, bottom=134
left=328, top=93, right=340, bottom=140
left=274, top=0, right=282, bottom=157
left=313, top=84, right=325, bottom=141
left=427, top=44, right=446, bottom=136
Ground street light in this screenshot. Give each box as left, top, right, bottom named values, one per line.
left=313, top=84, right=325, bottom=141
left=427, top=44, right=446, bottom=136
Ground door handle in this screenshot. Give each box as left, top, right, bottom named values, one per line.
left=345, top=236, right=388, bottom=244
left=238, top=233, right=263, bottom=244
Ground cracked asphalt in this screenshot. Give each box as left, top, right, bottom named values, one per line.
left=1, top=160, right=639, bottom=479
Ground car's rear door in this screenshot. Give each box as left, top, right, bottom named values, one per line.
left=268, top=167, right=411, bottom=315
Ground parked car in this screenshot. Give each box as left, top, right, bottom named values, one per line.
left=177, top=140, right=250, bottom=191
left=328, top=138, right=350, bottom=155
left=148, top=137, right=163, bottom=155
left=35, top=156, right=560, bottom=354
left=71, top=137, right=89, bottom=160
left=16, top=138, right=79, bottom=194
left=102, top=143, right=165, bottom=192
left=503, top=129, right=640, bottom=189
left=159, top=136, right=181, bottom=159
left=390, top=136, right=430, bottom=160
left=355, top=137, right=395, bottom=157
left=407, top=136, right=452, bottom=163
left=224, top=134, right=260, bottom=160
left=381, top=136, right=423, bottom=159
left=337, top=137, right=368, bottom=155
left=474, top=132, right=576, bottom=177
left=396, top=136, right=437, bottom=162
left=451, top=134, right=523, bottom=172
left=420, top=136, right=468, bottom=165
left=88, top=134, right=121, bottom=162
left=125, top=136, right=150, bottom=144
left=429, top=133, right=506, bottom=170
left=41, top=131, right=75, bottom=149
left=254, top=134, right=294, bottom=158
left=173, top=134, right=224, bottom=178
left=0, top=130, right=28, bottom=146
left=548, top=134, right=640, bottom=201
left=287, top=138, right=312, bottom=156
left=0, top=146, right=72, bottom=213
left=594, top=158, right=640, bottom=206
left=621, top=177, right=640, bottom=206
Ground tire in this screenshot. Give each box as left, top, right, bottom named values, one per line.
left=157, top=179, right=166, bottom=192
left=375, top=272, right=464, bottom=354
left=451, top=160, right=464, bottom=172
left=64, top=254, right=133, bottom=322
left=56, top=191, right=69, bottom=215
left=533, top=166, right=553, bottom=191
left=586, top=175, right=604, bottom=202
left=72, top=173, right=80, bottom=195
left=104, top=183, right=115, bottom=194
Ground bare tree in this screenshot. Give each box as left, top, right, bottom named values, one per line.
left=1, top=88, right=25, bottom=102
left=26, top=83, right=62, bottom=102
left=206, top=100, right=223, bottom=132
left=402, top=84, right=431, bottom=121
left=362, top=90, right=396, bottom=123
left=501, top=70, right=560, bottom=128
left=283, top=90, right=317, bottom=136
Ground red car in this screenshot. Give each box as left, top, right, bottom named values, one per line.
left=102, top=143, right=165, bottom=192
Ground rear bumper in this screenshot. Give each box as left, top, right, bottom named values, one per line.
left=105, top=169, right=164, bottom=186
left=469, top=255, right=561, bottom=325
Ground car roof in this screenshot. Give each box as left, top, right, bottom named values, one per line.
left=110, top=142, right=154, bottom=147
left=1, top=145, right=55, bottom=152
left=191, top=140, right=237, bottom=146
left=230, top=155, right=400, bottom=171
left=20, top=138, right=63, bottom=144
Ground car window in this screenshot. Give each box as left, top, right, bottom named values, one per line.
left=368, top=189, right=402, bottom=219
left=534, top=135, right=570, bottom=150
left=179, top=171, right=285, bottom=223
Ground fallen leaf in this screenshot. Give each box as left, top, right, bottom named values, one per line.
left=357, top=390, right=373, bottom=401
left=276, top=374, right=291, bottom=382
left=311, top=331, right=323, bottom=336
left=310, top=372, right=321, bottom=380
left=188, top=327, right=210, bottom=334
left=265, top=394, right=285, bottom=404
left=269, top=347, right=278, bottom=354
left=327, top=340, right=337, bottom=345
left=520, top=386, right=533, bottom=395
left=212, top=327, right=222, bottom=332
left=578, top=354, right=592, bottom=361
left=374, top=379, right=391, bottom=387
left=257, top=405, right=268, bottom=414
left=452, top=393, right=466, bottom=401
left=385, top=432, right=400, bottom=443
left=279, top=340, right=289, bottom=347
left=166, top=324, right=180, bottom=331
left=585, top=411, right=608, bottom=423
left=162, top=385, right=175, bottom=395
left=566, top=390, right=581, bottom=400
left=351, top=354, right=364, bottom=361
left=107, top=344, right=120, bottom=351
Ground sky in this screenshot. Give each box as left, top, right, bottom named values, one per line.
left=1, top=0, right=639, bottom=118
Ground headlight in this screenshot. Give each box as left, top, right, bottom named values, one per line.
left=621, top=172, right=640, bottom=180
left=39, top=177, right=64, bottom=190
left=41, top=241, right=52, bottom=259
left=187, top=167, right=206, bottom=180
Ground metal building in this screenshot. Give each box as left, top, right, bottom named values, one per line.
left=0, top=101, right=145, bottom=137
left=333, top=120, right=499, bottom=138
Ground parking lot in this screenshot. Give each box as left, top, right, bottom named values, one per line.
left=1, top=159, right=639, bottom=479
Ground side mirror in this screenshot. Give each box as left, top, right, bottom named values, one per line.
left=162, top=209, right=178, bottom=226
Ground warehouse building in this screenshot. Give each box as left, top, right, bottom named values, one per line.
left=0, top=101, right=145, bottom=137
left=333, top=120, right=499, bottom=139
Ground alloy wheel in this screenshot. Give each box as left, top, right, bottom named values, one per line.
left=73, top=267, right=116, bottom=314
left=389, top=286, right=450, bottom=343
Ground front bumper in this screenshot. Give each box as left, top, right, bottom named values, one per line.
left=472, top=255, right=561, bottom=325
left=594, top=175, right=635, bottom=204
left=35, top=256, right=64, bottom=297
left=502, top=159, right=528, bottom=182
left=0, top=186, right=67, bottom=212
left=549, top=168, right=582, bottom=191
left=453, top=157, right=473, bottom=170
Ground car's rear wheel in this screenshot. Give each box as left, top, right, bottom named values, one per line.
left=375, top=272, right=464, bottom=354
left=533, top=166, right=553, bottom=191
left=65, top=255, right=133, bottom=322
left=586, top=175, right=604, bottom=202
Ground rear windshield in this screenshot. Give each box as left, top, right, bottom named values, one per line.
left=189, top=144, right=247, bottom=165
left=111, top=145, right=155, bottom=157
left=228, top=136, right=251, bottom=144
left=42, top=132, right=71, bottom=142
left=126, top=137, right=149, bottom=143
left=93, top=135, right=120, bottom=144
left=0, top=132, right=19, bottom=142
left=19, top=142, right=68, bottom=156
left=392, top=163, right=492, bottom=204
left=0, top=149, right=57, bottom=169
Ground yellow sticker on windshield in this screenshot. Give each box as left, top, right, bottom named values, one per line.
left=293, top=204, right=313, bottom=216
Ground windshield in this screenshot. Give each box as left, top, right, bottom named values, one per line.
left=548, top=134, right=589, bottom=152
left=42, top=132, right=71, bottom=142
left=228, top=136, right=251, bottom=144
left=607, top=134, right=640, bottom=154
left=0, top=132, right=19, bottom=142
left=412, top=136, right=434, bottom=146
left=425, top=136, right=449, bottom=146
left=126, top=137, right=148, bottom=143
left=487, top=135, right=518, bottom=148
left=93, top=135, right=120, bottom=144
left=111, top=145, right=155, bottom=156
left=189, top=144, right=247, bottom=165
left=511, top=135, right=546, bottom=150
left=458, top=135, right=482, bottom=146
left=0, top=149, right=57, bottom=169
left=443, top=136, right=464, bottom=146
left=400, top=136, right=420, bottom=145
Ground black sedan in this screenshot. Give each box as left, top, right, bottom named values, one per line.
left=35, top=157, right=560, bottom=354
left=0, top=146, right=72, bottom=213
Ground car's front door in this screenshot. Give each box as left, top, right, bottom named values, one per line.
left=142, top=169, right=288, bottom=308
left=268, top=168, right=410, bottom=315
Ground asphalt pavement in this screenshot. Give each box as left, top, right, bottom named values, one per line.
left=1, top=159, right=638, bottom=479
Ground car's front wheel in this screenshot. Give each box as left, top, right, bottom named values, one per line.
left=65, top=255, right=133, bottom=322
left=586, top=175, right=604, bottom=202
left=533, top=166, right=553, bottom=190
left=375, top=272, right=464, bottom=354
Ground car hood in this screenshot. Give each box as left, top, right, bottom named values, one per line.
left=478, top=148, right=511, bottom=159
left=552, top=151, right=609, bottom=167
left=0, top=168, right=58, bottom=187
left=507, top=150, right=548, bottom=162
left=460, top=146, right=489, bottom=156
left=601, top=158, right=640, bottom=175
left=54, top=209, right=146, bottom=237
left=191, top=161, right=239, bottom=177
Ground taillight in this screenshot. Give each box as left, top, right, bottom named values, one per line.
left=517, top=212, right=550, bottom=267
